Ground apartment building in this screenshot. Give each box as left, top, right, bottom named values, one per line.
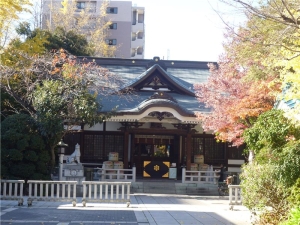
left=42, top=0, right=145, bottom=58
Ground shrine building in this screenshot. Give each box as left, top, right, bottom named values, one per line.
left=63, top=56, right=245, bottom=179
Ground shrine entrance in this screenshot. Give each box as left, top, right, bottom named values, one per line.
left=132, top=135, right=179, bottom=178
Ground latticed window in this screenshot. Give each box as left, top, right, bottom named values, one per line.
left=227, top=145, right=244, bottom=159
left=204, top=138, right=225, bottom=164
left=104, top=135, right=124, bottom=160
left=191, top=137, right=204, bottom=155
left=83, top=134, right=124, bottom=161
left=184, top=136, right=225, bottom=165
left=83, top=134, right=103, bottom=160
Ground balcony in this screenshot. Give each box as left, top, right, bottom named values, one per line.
left=132, top=23, right=144, bottom=33
left=131, top=46, right=144, bottom=58
left=131, top=38, right=144, bottom=48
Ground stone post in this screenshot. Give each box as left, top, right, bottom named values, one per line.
left=59, top=154, right=64, bottom=181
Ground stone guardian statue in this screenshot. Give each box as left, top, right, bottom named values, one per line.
left=67, top=143, right=81, bottom=164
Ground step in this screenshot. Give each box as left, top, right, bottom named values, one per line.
left=130, top=181, right=219, bottom=196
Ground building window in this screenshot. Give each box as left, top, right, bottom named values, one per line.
left=109, top=23, right=117, bottom=29
left=76, top=2, right=85, bottom=10
left=106, top=39, right=117, bottom=45
left=137, top=47, right=143, bottom=55
left=191, top=137, right=204, bottom=155
left=87, top=1, right=96, bottom=12
left=106, top=7, right=118, bottom=14
left=82, top=133, right=124, bottom=162
left=137, top=32, right=144, bottom=39
left=104, top=135, right=124, bottom=160
left=76, top=1, right=96, bottom=12
left=204, top=137, right=225, bottom=164
left=83, top=134, right=103, bottom=160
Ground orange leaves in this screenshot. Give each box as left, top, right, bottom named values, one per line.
left=50, top=49, right=78, bottom=78
left=51, top=67, right=61, bottom=75
left=229, top=80, right=276, bottom=119
left=195, top=55, right=277, bottom=146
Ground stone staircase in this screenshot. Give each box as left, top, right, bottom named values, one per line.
left=131, top=179, right=219, bottom=196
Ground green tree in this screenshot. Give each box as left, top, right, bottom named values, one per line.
left=243, top=110, right=300, bottom=186
left=241, top=109, right=300, bottom=223
left=15, top=21, right=32, bottom=39
left=32, top=77, right=106, bottom=165
left=241, top=163, right=290, bottom=224
left=243, top=110, right=300, bottom=153
left=1, top=32, right=48, bottom=67
left=43, top=27, right=89, bottom=56
left=209, top=1, right=300, bottom=224
left=13, top=24, right=90, bottom=56
left=1, top=49, right=122, bottom=167
left=1, top=114, right=50, bottom=180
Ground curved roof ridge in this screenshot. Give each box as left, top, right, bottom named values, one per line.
left=119, top=98, right=194, bottom=115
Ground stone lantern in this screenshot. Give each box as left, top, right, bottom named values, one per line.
left=57, top=139, right=68, bottom=181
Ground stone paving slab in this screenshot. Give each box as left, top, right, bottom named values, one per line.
left=0, top=194, right=252, bottom=225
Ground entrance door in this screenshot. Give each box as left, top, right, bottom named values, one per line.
left=132, top=135, right=177, bottom=177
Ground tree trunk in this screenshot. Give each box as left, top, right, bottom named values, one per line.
left=248, top=150, right=254, bottom=163
left=50, top=145, right=56, bottom=168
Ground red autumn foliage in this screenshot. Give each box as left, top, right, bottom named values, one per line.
left=194, top=55, right=279, bottom=146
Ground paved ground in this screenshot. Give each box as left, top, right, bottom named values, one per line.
left=0, top=194, right=253, bottom=225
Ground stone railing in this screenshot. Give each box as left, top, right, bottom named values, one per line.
left=228, top=185, right=242, bottom=210
left=1, top=179, right=132, bottom=207
left=181, top=168, right=219, bottom=184
left=94, top=167, right=136, bottom=182
left=82, top=181, right=131, bottom=207
left=27, top=180, right=77, bottom=206
left=0, top=180, right=25, bottom=205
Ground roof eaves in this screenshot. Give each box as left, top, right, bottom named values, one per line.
left=118, top=98, right=194, bottom=115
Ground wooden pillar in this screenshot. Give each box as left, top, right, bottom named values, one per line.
left=80, top=123, right=84, bottom=162
left=123, top=131, right=129, bottom=168
left=172, top=123, right=196, bottom=171
left=186, top=132, right=192, bottom=170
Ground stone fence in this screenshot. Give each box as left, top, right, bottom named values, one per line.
left=182, top=168, right=219, bottom=184
left=228, top=185, right=242, bottom=210
left=0, top=179, right=131, bottom=207
left=0, top=180, right=24, bottom=205
left=82, top=181, right=131, bottom=207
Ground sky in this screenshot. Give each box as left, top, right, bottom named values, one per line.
left=126, top=0, right=241, bottom=62
left=23, top=0, right=244, bottom=62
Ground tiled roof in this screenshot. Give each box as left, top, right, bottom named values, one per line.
left=80, top=57, right=214, bottom=115
left=99, top=92, right=210, bottom=114
left=100, top=64, right=211, bottom=88
left=116, top=64, right=195, bottom=95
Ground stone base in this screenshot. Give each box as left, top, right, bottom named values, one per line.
left=63, top=164, right=85, bottom=185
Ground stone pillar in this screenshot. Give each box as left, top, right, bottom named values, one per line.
left=59, top=154, right=64, bottom=181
